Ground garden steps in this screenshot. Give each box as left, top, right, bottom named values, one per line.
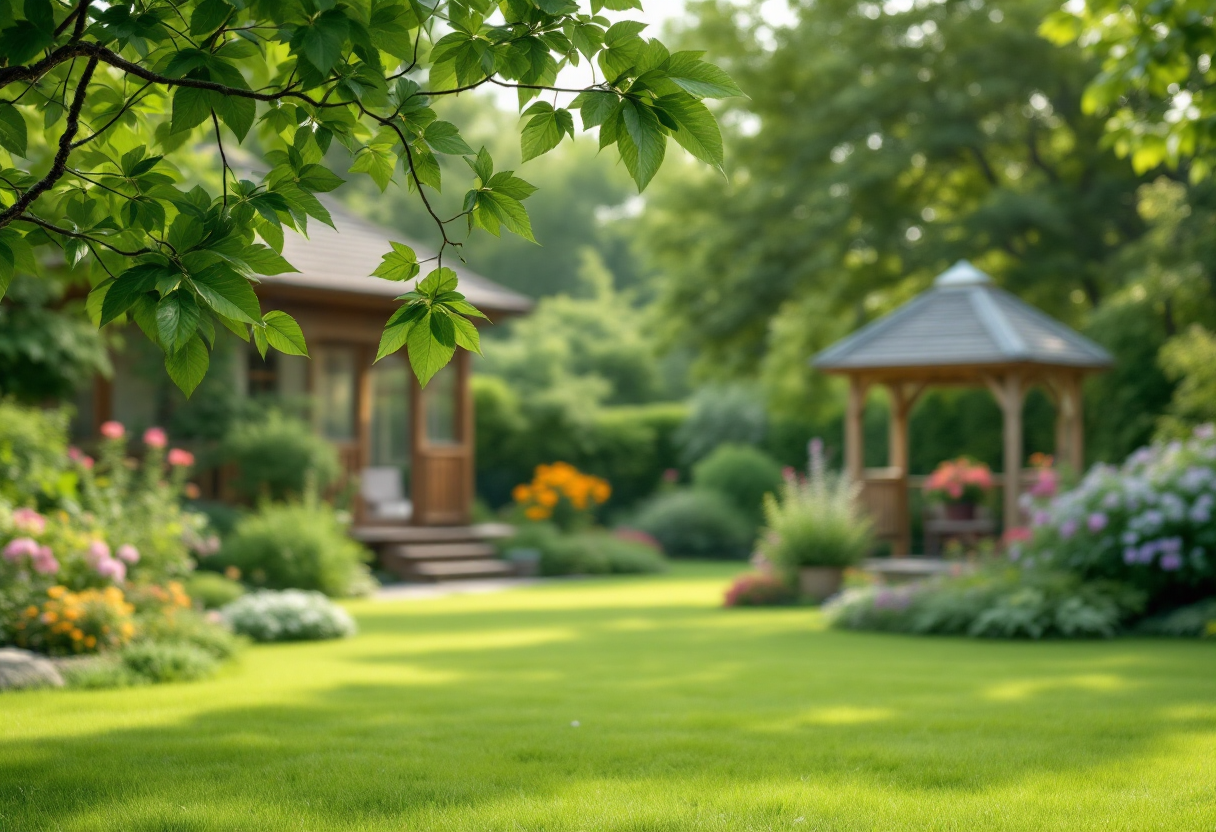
left=362, top=525, right=517, bottom=582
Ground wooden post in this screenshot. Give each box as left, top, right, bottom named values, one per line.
left=887, top=384, right=911, bottom=557
left=1067, top=374, right=1084, bottom=473
left=999, top=373, right=1024, bottom=530
left=845, top=376, right=868, bottom=484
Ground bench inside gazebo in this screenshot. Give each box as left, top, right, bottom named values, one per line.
left=812, top=260, right=1112, bottom=556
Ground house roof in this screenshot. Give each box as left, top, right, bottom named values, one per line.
left=812, top=260, right=1112, bottom=373
left=262, top=201, right=534, bottom=315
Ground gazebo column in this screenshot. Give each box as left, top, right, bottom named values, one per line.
left=844, top=375, right=869, bottom=483
left=986, top=372, right=1025, bottom=530
left=886, top=382, right=924, bottom=557
left=1047, top=372, right=1086, bottom=474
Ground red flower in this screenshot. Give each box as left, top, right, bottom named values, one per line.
left=167, top=448, right=195, bottom=467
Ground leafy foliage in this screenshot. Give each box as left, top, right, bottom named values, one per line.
left=218, top=410, right=340, bottom=502
left=691, top=442, right=783, bottom=527
left=221, top=589, right=356, bottom=641
left=630, top=488, right=752, bottom=559
left=0, top=0, right=736, bottom=393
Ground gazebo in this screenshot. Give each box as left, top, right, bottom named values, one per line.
left=812, top=260, right=1113, bottom=555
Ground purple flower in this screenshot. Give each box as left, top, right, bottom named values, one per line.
left=1087, top=512, right=1108, bottom=533
left=1195, top=424, right=1215, bottom=440
left=1032, top=510, right=1050, bottom=527
left=1161, top=553, right=1183, bottom=571
left=1059, top=518, right=1079, bottom=539
left=1123, top=547, right=1137, bottom=565
left=3, top=537, right=39, bottom=561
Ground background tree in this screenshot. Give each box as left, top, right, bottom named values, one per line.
left=0, top=0, right=737, bottom=394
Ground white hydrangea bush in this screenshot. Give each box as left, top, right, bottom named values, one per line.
left=221, top=590, right=356, bottom=643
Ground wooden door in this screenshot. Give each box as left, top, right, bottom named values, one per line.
left=410, top=350, right=473, bottom=525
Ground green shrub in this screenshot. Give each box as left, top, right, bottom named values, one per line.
left=184, top=572, right=246, bottom=610
left=220, top=412, right=340, bottom=502
left=222, top=590, right=356, bottom=642
left=59, top=656, right=139, bottom=689
left=827, top=570, right=1145, bottom=639
left=0, top=400, right=73, bottom=505
left=137, top=608, right=243, bottom=661
left=211, top=501, right=374, bottom=597
left=1137, top=599, right=1216, bottom=637
left=692, top=444, right=784, bottom=525
left=502, top=524, right=666, bottom=576
left=758, top=467, right=873, bottom=572
left=630, top=490, right=753, bottom=559
left=120, top=640, right=219, bottom=683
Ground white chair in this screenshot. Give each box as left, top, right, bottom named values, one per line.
left=361, top=467, right=412, bottom=521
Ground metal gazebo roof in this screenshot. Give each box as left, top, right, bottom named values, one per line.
left=812, top=260, right=1112, bottom=374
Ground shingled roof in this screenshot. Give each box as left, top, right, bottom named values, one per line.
left=813, top=260, right=1112, bottom=372
left=261, top=201, right=534, bottom=315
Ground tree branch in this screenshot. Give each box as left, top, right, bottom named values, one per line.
left=16, top=215, right=151, bottom=257
left=0, top=56, right=98, bottom=230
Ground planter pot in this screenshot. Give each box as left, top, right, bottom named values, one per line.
left=798, top=566, right=844, bottom=602
left=505, top=547, right=541, bottom=577
left=944, top=502, right=977, bottom=521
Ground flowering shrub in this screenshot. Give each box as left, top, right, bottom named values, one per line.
left=1021, top=424, right=1216, bottom=603
left=221, top=590, right=356, bottom=642
left=757, top=457, right=872, bottom=571
left=512, top=462, right=611, bottom=528
left=10, top=585, right=137, bottom=655
left=723, top=573, right=796, bottom=607
left=923, top=457, right=994, bottom=505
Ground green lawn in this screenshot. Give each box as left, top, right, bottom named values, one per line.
left=1, top=563, right=1213, bottom=832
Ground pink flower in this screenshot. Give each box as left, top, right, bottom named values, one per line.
left=1087, top=512, right=1108, bottom=533
left=100, top=421, right=125, bottom=440
left=32, top=546, right=58, bottom=575
left=167, top=448, right=195, bottom=467
left=3, top=537, right=39, bottom=562
left=81, top=455, right=94, bottom=470
left=11, top=507, right=46, bottom=535
left=116, top=544, right=140, bottom=564
left=142, top=427, right=168, bottom=448
left=87, top=540, right=111, bottom=565
left=95, top=556, right=126, bottom=583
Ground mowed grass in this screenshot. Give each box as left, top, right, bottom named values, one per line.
left=1, top=563, right=1213, bottom=832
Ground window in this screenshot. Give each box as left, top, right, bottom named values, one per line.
left=370, top=354, right=410, bottom=467
left=424, top=359, right=459, bottom=445
left=318, top=346, right=357, bottom=441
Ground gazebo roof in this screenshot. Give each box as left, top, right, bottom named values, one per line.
left=812, top=260, right=1112, bottom=375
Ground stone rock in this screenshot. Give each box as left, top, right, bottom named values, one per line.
left=0, top=647, right=65, bottom=691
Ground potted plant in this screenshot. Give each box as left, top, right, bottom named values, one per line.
left=923, top=457, right=994, bottom=520
left=756, top=458, right=874, bottom=602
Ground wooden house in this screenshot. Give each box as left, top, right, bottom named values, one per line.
left=81, top=204, right=533, bottom=579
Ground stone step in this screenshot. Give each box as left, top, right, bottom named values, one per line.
left=389, top=542, right=499, bottom=562
left=411, top=559, right=516, bottom=581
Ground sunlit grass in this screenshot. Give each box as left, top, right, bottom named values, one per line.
left=1, top=562, right=1213, bottom=831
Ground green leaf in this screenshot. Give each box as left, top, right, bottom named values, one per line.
left=407, top=310, right=455, bottom=387
left=0, top=241, right=12, bottom=302
left=262, top=310, right=309, bottom=356
left=662, top=52, right=743, bottom=99
left=190, top=264, right=261, bottom=323
left=520, top=103, right=574, bottom=162
left=171, top=86, right=212, bottom=135
left=480, top=191, right=537, bottom=242
left=443, top=298, right=488, bottom=319
left=214, top=92, right=256, bottom=143
left=85, top=278, right=113, bottom=325
left=372, top=242, right=420, bottom=281
left=164, top=335, right=210, bottom=397
left=296, top=164, right=345, bottom=193
left=619, top=99, right=666, bottom=191
left=469, top=146, right=494, bottom=182
left=574, top=91, right=619, bottom=130
left=349, top=144, right=396, bottom=191
left=418, top=267, right=458, bottom=296
left=410, top=145, right=442, bottom=191
left=655, top=93, right=724, bottom=169
left=156, top=290, right=202, bottom=353
left=0, top=104, right=27, bottom=156
left=298, top=9, right=350, bottom=75
left=189, top=0, right=232, bottom=35
left=240, top=244, right=298, bottom=275
left=252, top=324, right=268, bottom=358
left=425, top=121, right=475, bottom=155
left=375, top=302, right=427, bottom=361
left=450, top=313, right=481, bottom=354
left=101, top=263, right=172, bottom=325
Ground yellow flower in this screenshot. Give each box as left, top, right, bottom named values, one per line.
left=84, top=635, right=96, bottom=649
left=70, top=629, right=83, bottom=641
left=41, top=611, right=58, bottom=624
left=46, top=586, right=67, bottom=599
left=23, top=606, right=38, bottom=618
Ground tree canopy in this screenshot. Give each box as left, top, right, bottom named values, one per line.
left=0, top=0, right=738, bottom=394
left=641, top=0, right=1150, bottom=406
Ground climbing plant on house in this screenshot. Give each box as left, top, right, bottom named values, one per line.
left=0, top=0, right=738, bottom=390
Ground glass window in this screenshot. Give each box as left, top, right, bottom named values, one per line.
left=370, top=354, right=410, bottom=468
left=424, top=359, right=459, bottom=445
left=318, top=346, right=357, bottom=441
